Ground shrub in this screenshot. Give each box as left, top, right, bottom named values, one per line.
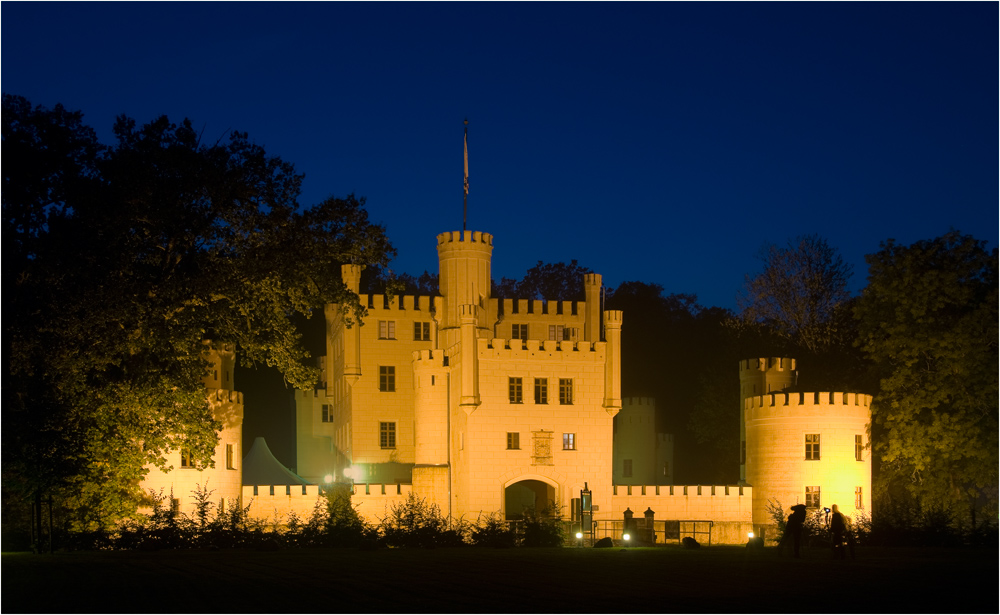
left=470, top=513, right=516, bottom=548
left=521, top=500, right=564, bottom=547
left=380, top=493, right=466, bottom=548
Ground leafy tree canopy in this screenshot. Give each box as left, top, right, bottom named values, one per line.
left=854, top=232, right=998, bottom=522
left=493, top=260, right=593, bottom=301
left=3, top=94, right=394, bottom=529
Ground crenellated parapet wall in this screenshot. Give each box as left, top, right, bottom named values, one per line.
left=745, top=391, right=872, bottom=420
left=493, top=298, right=587, bottom=318
left=354, top=294, right=439, bottom=313
left=351, top=483, right=414, bottom=523
left=437, top=230, right=494, bottom=248
left=478, top=337, right=607, bottom=360
left=608, top=485, right=753, bottom=544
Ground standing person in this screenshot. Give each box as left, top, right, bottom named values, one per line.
left=782, top=504, right=807, bottom=558
left=829, top=504, right=847, bottom=559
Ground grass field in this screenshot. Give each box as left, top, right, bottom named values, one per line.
left=2, top=544, right=994, bottom=613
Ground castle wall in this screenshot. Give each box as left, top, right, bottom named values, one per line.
left=456, top=337, right=615, bottom=518
left=243, top=484, right=323, bottom=522
left=614, top=397, right=667, bottom=484
left=608, top=484, right=753, bottom=544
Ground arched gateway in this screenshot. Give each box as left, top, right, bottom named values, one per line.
left=504, top=477, right=557, bottom=520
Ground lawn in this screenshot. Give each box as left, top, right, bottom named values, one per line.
left=2, top=545, right=994, bottom=613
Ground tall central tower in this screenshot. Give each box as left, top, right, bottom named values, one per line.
left=436, top=230, right=494, bottom=349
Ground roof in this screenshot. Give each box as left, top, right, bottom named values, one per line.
left=241, top=437, right=311, bottom=486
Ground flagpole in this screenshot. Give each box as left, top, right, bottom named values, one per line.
left=463, top=118, right=469, bottom=231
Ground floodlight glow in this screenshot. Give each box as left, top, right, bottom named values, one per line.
left=575, top=532, right=583, bottom=539
left=323, top=474, right=334, bottom=484
left=342, top=467, right=353, bottom=479
left=748, top=531, right=755, bottom=538
left=623, top=533, right=630, bottom=541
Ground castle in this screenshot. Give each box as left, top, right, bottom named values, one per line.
left=141, top=229, right=871, bottom=544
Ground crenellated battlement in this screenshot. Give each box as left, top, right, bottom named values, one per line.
left=208, top=388, right=243, bottom=404
left=478, top=337, right=606, bottom=361
left=355, top=294, right=439, bottom=313
left=739, top=357, right=796, bottom=374
left=745, top=391, right=872, bottom=419
left=436, top=230, right=494, bottom=247
left=494, top=297, right=586, bottom=318
left=584, top=273, right=602, bottom=287
left=459, top=303, right=484, bottom=322
left=411, top=349, right=448, bottom=368
left=604, top=310, right=623, bottom=325
left=623, top=397, right=656, bottom=407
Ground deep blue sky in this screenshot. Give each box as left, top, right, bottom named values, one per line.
left=3, top=3, right=996, bottom=310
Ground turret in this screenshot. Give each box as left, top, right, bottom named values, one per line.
left=437, top=231, right=493, bottom=349
left=340, top=264, right=364, bottom=384
left=603, top=310, right=623, bottom=415
left=584, top=273, right=603, bottom=342
left=738, top=357, right=795, bottom=482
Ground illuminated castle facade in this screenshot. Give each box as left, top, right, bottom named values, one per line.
left=142, top=229, right=872, bottom=544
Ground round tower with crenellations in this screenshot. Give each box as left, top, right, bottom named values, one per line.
left=739, top=358, right=871, bottom=540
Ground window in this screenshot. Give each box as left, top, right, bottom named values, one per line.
left=414, top=322, right=431, bottom=341
left=563, top=433, right=576, bottom=450
left=378, top=320, right=396, bottom=340
left=548, top=325, right=564, bottom=340
left=507, top=432, right=520, bottom=450
left=805, top=486, right=821, bottom=509
left=180, top=448, right=195, bottom=468
left=741, top=440, right=746, bottom=465
left=226, top=444, right=236, bottom=470
left=855, top=486, right=864, bottom=509
left=623, top=459, right=633, bottom=477
left=321, top=404, right=333, bottom=423
left=508, top=377, right=523, bottom=403
left=379, top=366, right=395, bottom=392
left=380, top=422, right=396, bottom=449
left=559, top=379, right=573, bottom=405
left=855, top=435, right=864, bottom=461
left=534, top=378, right=548, bottom=404
left=170, top=498, right=180, bottom=516
left=805, top=434, right=820, bottom=460
left=512, top=324, right=528, bottom=340
left=662, top=462, right=669, bottom=477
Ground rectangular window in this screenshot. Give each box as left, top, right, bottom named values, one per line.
left=548, top=325, right=564, bottom=340
left=508, top=377, right=523, bottom=403
left=855, top=486, right=864, bottom=509
left=563, top=433, right=576, bottom=450
left=379, top=366, right=396, bottom=392
left=507, top=432, right=520, bottom=450
left=380, top=422, right=396, bottom=449
left=805, top=486, right=821, bottom=509
left=623, top=459, right=633, bottom=477
left=321, top=404, right=333, bottom=423
left=378, top=320, right=396, bottom=340
left=662, top=462, right=669, bottom=477
left=180, top=448, right=194, bottom=468
left=414, top=322, right=431, bottom=341
left=534, top=378, right=548, bottom=404
left=855, top=434, right=864, bottom=461
left=170, top=498, right=180, bottom=516
left=559, top=379, right=573, bottom=405
left=512, top=324, right=528, bottom=340
left=226, top=444, right=235, bottom=470
left=805, top=434, right=820, bottom=460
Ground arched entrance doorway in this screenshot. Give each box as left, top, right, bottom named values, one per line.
left=504, top=479, right=556, bottom=520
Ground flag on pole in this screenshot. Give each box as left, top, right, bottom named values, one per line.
left=463, top=121, right=469, bottom=196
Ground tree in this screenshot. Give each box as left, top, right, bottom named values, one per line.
left=3, top=95, right=394, bottom=530
left=509, top=260, right=593, bottom=301
left=854, top=232, right=998, bottom=525
left=738, top=235, right=853, bottom=354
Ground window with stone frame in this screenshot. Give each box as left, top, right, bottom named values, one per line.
left=509, top=377, right=523, bottom=403
left=378, top=320, right=396, bottom=340
left=559, top=379, right=573, bottom=405
left=855, top=435, right=864, bottom=461
left=379, top=366, right=395, bottom=392
left=507, top=432, right=520, bottom=450
left=380, top=422, right=396, bottom=449
left=414, top=321, right=431, bottom=341
left=563, top=433, right=576, bottom=450
left=855, top=486, right=864, bottom=509
left=511, top=323, right=528, bottom=340
left=805, top=434, right=820, bottom=460
left=534, top=378, right=548, bottom=404
left=805, top=486, right=821, bottom=508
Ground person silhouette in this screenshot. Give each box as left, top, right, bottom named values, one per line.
left=782, top=504, right=807, bottom=558
left=829, top=504, right=847, bottom=559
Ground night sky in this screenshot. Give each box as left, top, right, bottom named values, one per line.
left=4, top=3, right=996, bottom=467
